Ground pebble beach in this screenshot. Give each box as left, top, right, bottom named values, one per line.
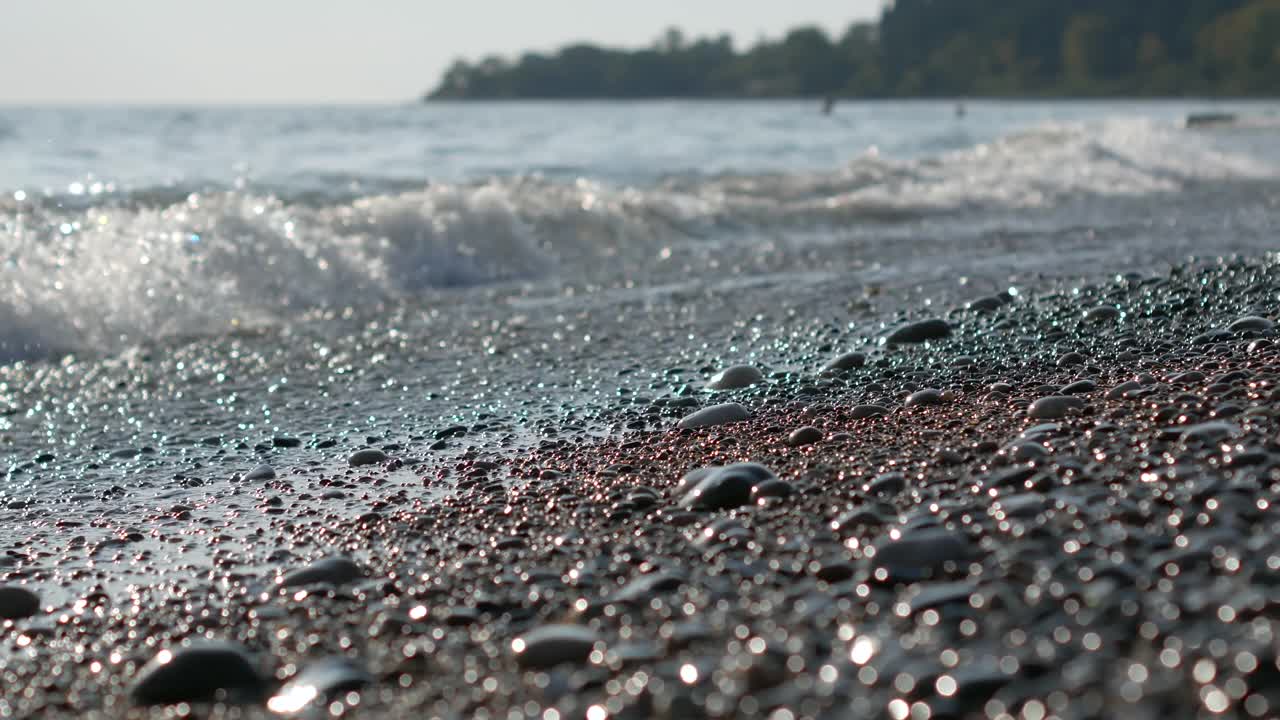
left=2, top=103, right=1280, bottom=719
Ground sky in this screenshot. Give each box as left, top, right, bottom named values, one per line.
left=0, top=1, right=882, bottom=104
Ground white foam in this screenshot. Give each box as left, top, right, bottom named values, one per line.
left=0, top=117, right=1272, bottom=361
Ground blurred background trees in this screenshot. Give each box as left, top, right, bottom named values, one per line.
left=427, top=0, right=1280, bottom=98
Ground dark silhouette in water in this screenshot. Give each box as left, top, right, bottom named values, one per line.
left=956, top=102, right=966, bottom=118
left=821, top=96, right=836, bottom=115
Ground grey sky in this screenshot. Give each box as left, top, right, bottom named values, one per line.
left=0, top=1, right=882, bottom=104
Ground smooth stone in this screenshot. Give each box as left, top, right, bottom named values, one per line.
left=1002, top=441, right=1049, bottom=462
left=1057, top=352, right=1086, bottom=367
left=905, top=581, right=978, bottom=614
left=512, top=624, right=601, bottom=669
left=1060, top=380, right=1096, bottom=394
left=675, top=462, right=773, bottom=495
left=1229, top=315, right=1274, bottom=333
left=1106, top=380, right=1142, bottom=399
left=865, top=472, right=907, bottom=496
left=851, top=404, right=889, bottom=419
left=966, top=296, right=1003, bottom=312
left=680, top=463, right=777, bottom=511
left=281, top=556, right=363, bottom=588
left=0, top=586, right=39, bottom=620
left=1085, top=306, right=1121, bottom=322
left=707, top=365, right=764, bottom=391
left=751, top=478, right=795, bottom=502
left=130, top=641, right=265, bottom=705
left=1179, top=421, right=1241, bottom=443
left=612, top=572, right=684, bottom=604
left=787, top=426, right=823, bottom=446
left=820, top=351, right=867, bottom=374
left=871, top=528, right=973, bottom=581
left=905, top=389, right=945, bottom=407
left=1027, top=396, right=1085, bottom=420
left=267, top=657, right=372, bottom=714
left=677, top=403, right=750, bottom=429
left=886, top=318, right=951, bottom=344
left=244, top=464, right=276, bottom=481
left=347, top=449, right=387, bottom=467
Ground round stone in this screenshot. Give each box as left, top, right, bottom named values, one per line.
left=243, top=464, right=276, bottom=481
left=1228, top=316, right=1274, bottom=333
left=851, top=404, right=889, bottom=419
left=0, top=586, right=39, bottom=620
left=886, top=318, right=951, bottom=344
left=281, top=556, right=364, bottom=588
left=906, top=389, right=946, bottom=407
left=820, top=351, right=867, bottom=374
left=130, top=642, right=265, bottom=705
left=1084, top=306, right=1121, bottom=322
left=707, top=365, right=764, bottom=391
left=680, top=463, right=777, bottom=511
left=677, top=403, right=751, bottom=429
left=871, top=528, right=974, bottom=581
left=512, top=624, right=601, bottom=669
left=347, top=449, right=387, bottom=467
left=268, top=658, right=372, bottom=715
left=787, top=426, right=823, bottom=446
left=1027, top=396, right=1085, bottom=420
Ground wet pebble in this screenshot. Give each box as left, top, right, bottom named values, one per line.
left=1027, top=395, right=1085, bottom=420
left=871, top=527, right=974, bottom=581
left=281, top=556, right=364, bottom=588
left=347, top=449, right=387, bottom=467
left=1106, top=380, right=1142, bottom=399
left=1229, top=315, right=1274, bottom=333
left=130, top=641, right=265, bottom=705
left=905, top=388, right=946, bottom=407
left=0, top=586, right=39, bottom=620
left=267, top=657, right=372, bottom=714
left=820, top=351, right=867, bottom=374
left=244, top=464, right=276, bottom=481
left=1085, top=305, right=1121, bottom=322
left=707, top=365, right=764, bottom=390
left=851, top=404, right=889, bottom=419
left=787, top=426, right=823, bottom=446
left=887, top=318, right=951, bottom=344
left=677, top=403, right=750, bottom=429
left=511, top=624, right=601, bottom=669
left=679, top=463, right=777, bottom=511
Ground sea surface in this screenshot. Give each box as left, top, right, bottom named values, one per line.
left=3, top=99, right=1280, bottom=361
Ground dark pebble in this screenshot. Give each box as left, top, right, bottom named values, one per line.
left=1027, top=395, right=1085, bottom=420
left=820, top=351, right=867, bottom=374
left=677, top=403, right=751, bottom=429
left=268, top=657, right=372, bottom=714
left=512, top=624, right=601, bottom=669
left=787, top=426, right=823, bottom=446
left=887, top=318, right=951, bottom=344
left=130, top=642, right=265, bottom=705
left=707, top=365, right=764, bottom=390
left=0, top=586, right=39, bottom=620
left=347, top=449, right=387, bottom=467
left=281, top=556, right=364, bottom=588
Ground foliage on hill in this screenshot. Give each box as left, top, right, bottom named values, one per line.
left=427, top=0, right=1280, bottom=99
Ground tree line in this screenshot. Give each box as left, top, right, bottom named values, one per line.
left=426, top=0, right=1280, bottom=99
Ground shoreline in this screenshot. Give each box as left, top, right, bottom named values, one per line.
left=2, top=255, right=1279, bottom=717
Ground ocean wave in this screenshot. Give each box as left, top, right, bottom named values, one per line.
left=0, top=116, right=1271, bottom=362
